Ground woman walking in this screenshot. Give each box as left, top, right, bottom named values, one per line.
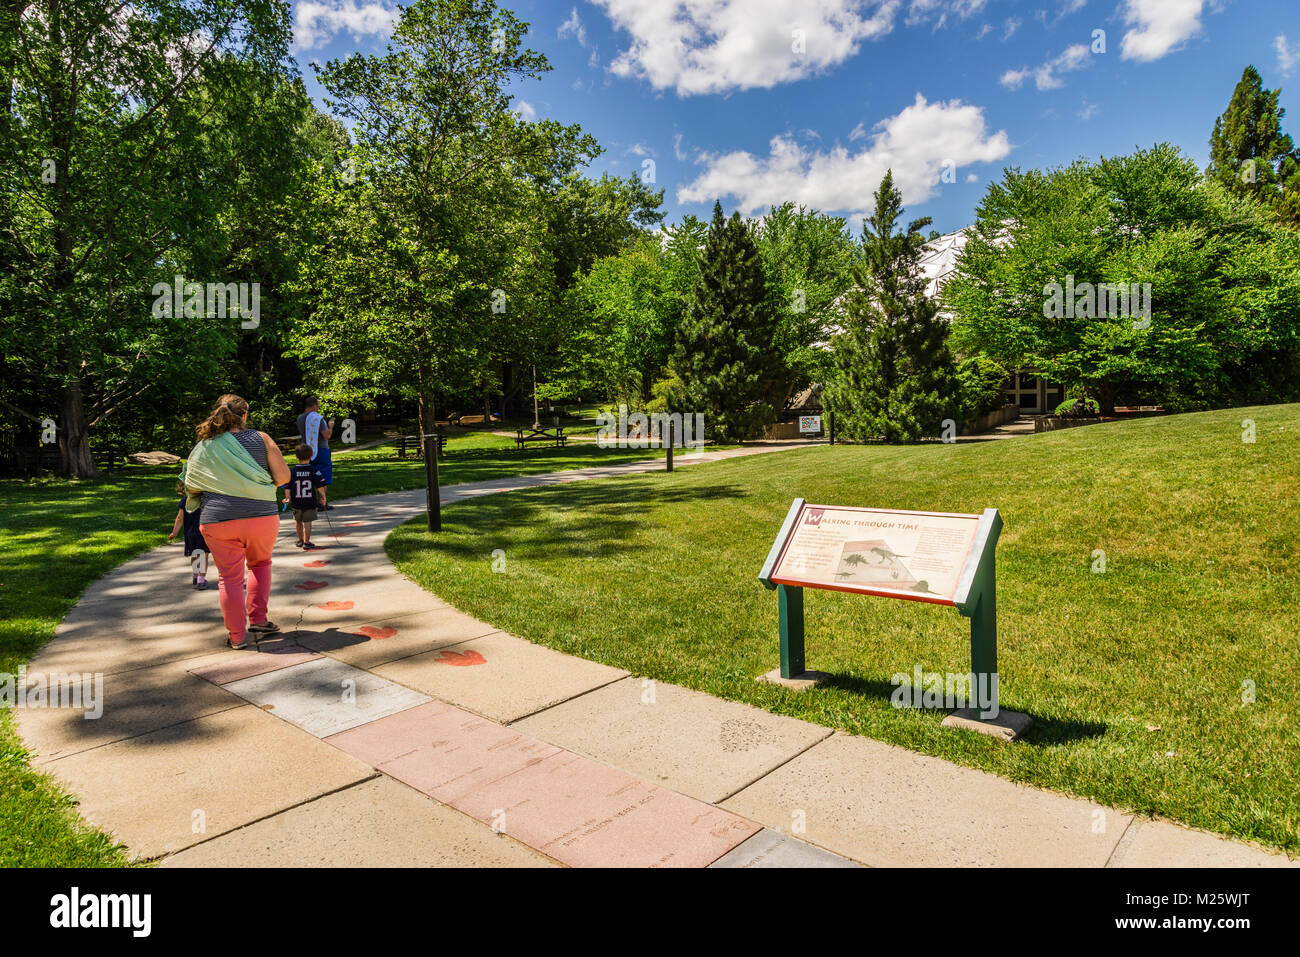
left=183, top=394, right=290, bottom=649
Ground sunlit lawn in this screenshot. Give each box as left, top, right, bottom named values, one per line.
left=389, top=404, right=1300, bottom=854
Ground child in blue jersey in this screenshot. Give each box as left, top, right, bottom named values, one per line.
left=285, top=443, right=327, bottom=549
left=168, top=479, right=210, bottom=589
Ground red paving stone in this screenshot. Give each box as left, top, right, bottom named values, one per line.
left=318, top=601, right=354, bottom=610
left=450, top=751, right=761, bottom=868
left=188, top=645, right=320, bottom=686
left=325, top=701, right=561, bottom=803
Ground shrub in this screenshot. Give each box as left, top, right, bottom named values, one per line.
left=956, top=355, right=1009, bottom=424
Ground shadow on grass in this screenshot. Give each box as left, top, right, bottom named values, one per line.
left=389, top=478, right=749, bottom=566
left=818, top=672, right=1107, bottom=745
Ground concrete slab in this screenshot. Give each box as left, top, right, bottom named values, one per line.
left=222, top=657, right=430, bottom=738
left=708, top=828, right=862, bottom=868
left=721, top=732, right=1128, bottom=867
left=373, top=631, right=628, bottom=723
left=941, top=708, right=1034, bottom=742
left=514, top=677, right=832, bottom=803
left=159, top=776, right=553, bottom=868
left=33, top=618, right=230, bottom=678
left=450, top=750, right=760, bottom=868
left=291, top=581, right=450, bottom=627
left=1109, top=819, right=1298, bottom=868
left=325, top=700, right=561, bottom=802
left=187, top=644, right=321, bottom=686
left=15, top=657, right=245, bottom=765
left=756, top=668, right=831, bottom=691
left=42, top=704, right=376, bottom=858
left=294, top=607, right=496, bottom=669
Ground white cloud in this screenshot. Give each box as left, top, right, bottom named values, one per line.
left=974, top=23, right=992, bottom=40
left=907, top=0, right=984, bottom=28
left=678, top=93, right=1011, bottom=215
left=1119, top=0, right=1204, bottom=62
left=591, top=0, right=900, bottom=96
left=559, top=7, right=588, bottom=46
left=294, top=0, right=396, bottom=51
left=1277, top=35, right=1299, bottom=77
left=514, top=100, right=537, bottom=121
left=1001, top=43, right=1094, bottom=91
left=1002, top=17, right=1020, bottom=40
left=1078, top=98, right=1099, bottom=120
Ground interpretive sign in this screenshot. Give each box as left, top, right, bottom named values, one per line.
left=759, top=499, right=1004, bottom=719
left=798, top=415, right=822, bottom=434
left=769, top=504, right=980, bottom=604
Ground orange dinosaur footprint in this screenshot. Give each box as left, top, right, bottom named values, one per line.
left=435, top=650, right=486, bottom=667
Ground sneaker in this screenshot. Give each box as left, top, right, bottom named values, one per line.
left=225, top=636, right=251, bottom=650
left=248, top=620, right=281, bottom=636
left=302, top=541, right=318, bottom=550
left=295, top=540, right=304, bottom=548
left=195, top=576, right=208, bottom=590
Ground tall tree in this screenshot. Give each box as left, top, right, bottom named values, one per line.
left=289, top=0, right=594, bottom=464
left=825, top=171, right=958, bottom=443
left=671, top=202, right=781, bottom=442
left=1207, top=65, right=1300, bottom=224
left=750, top=203, right=857, bottom=407
left=945, top=144, right=1298, bottom=412
left=0, top=0, right=296, bottom=476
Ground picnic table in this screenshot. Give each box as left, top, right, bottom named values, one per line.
left=514, top=426, right=567, bottom=450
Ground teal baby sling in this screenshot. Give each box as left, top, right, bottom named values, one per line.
left=181, top=431, right=277, bottom=514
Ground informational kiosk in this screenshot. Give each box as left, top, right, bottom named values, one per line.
left=758, top=499, right=1003, bottom=713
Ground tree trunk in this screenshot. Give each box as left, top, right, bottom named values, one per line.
left=417, top=374, right=441, bottom=532
left=60, top=375, right=99, bottom=478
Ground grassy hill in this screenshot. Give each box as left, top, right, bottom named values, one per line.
left=389, top=404, right=1300, bottom=854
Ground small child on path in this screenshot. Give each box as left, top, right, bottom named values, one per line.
left=285, top=443, right=327, bottom=549
left=168, top=481, right=210, bottom=589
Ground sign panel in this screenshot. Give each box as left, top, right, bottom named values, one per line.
left=769, top=503, right=981, bottom=605
left=798, top=415, right=822, bottom=434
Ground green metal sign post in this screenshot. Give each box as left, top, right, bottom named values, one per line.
left=758, top=499, right=1004, bottom=719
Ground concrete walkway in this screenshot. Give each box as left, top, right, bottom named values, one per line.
left=18, top=444, right=1295, bottom=867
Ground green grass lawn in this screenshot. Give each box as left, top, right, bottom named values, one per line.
left=0, top=431, right=675, bottom=866
left=388, top=404, right=1300, bottom=855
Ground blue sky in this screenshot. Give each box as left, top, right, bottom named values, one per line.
left=291, top=0, right=1300, bottom=234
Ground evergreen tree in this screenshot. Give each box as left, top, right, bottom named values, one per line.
left=671, top=202, right=781, bottom=441
left=825, top=171, right=958, bottom=443
left=1208, top=65, right=1300, bottom=224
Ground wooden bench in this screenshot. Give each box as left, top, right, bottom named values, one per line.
left=90, top=445, right=123, bottom=474
left=514, top=426, right=567, bottom=450
left=396, top=432, right=447, bottom=458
